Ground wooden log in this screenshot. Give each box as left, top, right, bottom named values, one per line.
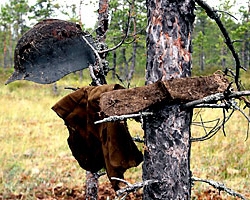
left=100, top=73, right=229, bottom=116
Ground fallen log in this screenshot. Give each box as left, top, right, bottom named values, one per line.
left=100, top=73, right=229, bottom=116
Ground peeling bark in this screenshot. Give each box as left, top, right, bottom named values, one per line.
left=143, top=0, right=195, bottom=199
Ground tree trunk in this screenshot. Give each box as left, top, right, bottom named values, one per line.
left=85, top=0, right=110, bottom=198
left=127, top=18, right=137, bottom=83
left=143, top=0, right=195, bottom=199
left=86, top=171, right=99, bottom=200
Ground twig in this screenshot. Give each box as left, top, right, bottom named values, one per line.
left=94, top=112, right=153, bottom=124
left=191, top=117, right=220, bottom=142
left=192, top=177, right=246, bottom=200
left=192, top=117, right=221, bottom=129
left=222, top=108, right=227, bottom=136
left=215, top=10, right=238, bottom=21
left=191, top=110, right=234, bottom=142
left=64, top=86, right=79, bottom=91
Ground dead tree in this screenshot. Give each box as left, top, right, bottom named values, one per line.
left=85, top=0, right=110, bottom=199
left=142, top=0, right=195, bottom=199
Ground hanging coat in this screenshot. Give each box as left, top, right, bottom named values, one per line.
left=52, top=84, right=143, bottom=190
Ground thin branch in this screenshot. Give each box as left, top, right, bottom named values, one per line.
left=199, top=114, right=209, bottom=137
left=191, top=110, right=234, bottom=142
left=191, top=117, right=220, bottom=142
left=192, top=177, right=246, bottom=200
left=194, top=0, right=246, bottom=91
left=246, top=109, right=250, bottom=141
left=215, top=10, right=238, bottom=21
left=113, top=176, right=246, bottom=200
left=183, top=91, right=250, bottom=108
left=111, top=177, right=159, bottom=198
left=193, top=103, right=228, bottom=108
left=81, top=35, right=103, bottom=69
left=222, top=108, right=227, bottom=136
left=64, top=86, right=79, bottom=91
left=94, top=112, right=153, bottom=124
left=231, top=101, right=250, bottom=123
left=192, top=117, right=221, bottom=129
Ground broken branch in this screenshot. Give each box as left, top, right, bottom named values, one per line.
left=192, top=177, right=246, bottom=200
left=184, top=90, right=250, bottom=108
left=94, top=112, right=153, bottom=124
left=111, top=177, right=159, bottom=198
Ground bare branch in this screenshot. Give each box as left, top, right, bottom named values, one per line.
left=64, top=87, right=79, bottom=91
left=113, top=176, right=247, bottom=199
left=191, top=110, right=234, bottom=142
left=215, top=10, right=238, bottom=21
left=192, top=177, right=246, bottom=200
left=183, top=91, right=250, bottom=108
left=111, top=177, right=159, bottom=198
left=94, top=112, right=153, bottom=124
left=193, top=103, right=228, bottom=108
left=192, top=117, right=221, bottom=129
left=194, top=0, right=246, bottom=91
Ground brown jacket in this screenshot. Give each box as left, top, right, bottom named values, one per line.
left=52, top=84, right=143, bottom=190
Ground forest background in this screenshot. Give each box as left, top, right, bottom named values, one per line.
left=0, top=0, right=249, bottom=79
left=0, top=0, right=250, bottom=199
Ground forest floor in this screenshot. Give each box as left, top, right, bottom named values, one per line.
left=2, top=183, right=250, bottom=200
left=1, top=70, right=250, bottom=199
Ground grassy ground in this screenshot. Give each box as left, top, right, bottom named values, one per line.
left=0, top=69, right=249, bottom=199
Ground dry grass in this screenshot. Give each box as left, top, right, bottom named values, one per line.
left=0, top=70, right=249, bottom=199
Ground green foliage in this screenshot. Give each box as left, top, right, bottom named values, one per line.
left=192, top=1, right=250, bottom=73
left=29, top=0, right=60, bottom=20
left=0, top=0, right=248, bottom=80
left=102, top=0, right=147, bottom=82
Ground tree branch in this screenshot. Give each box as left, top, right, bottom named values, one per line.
left=192, top=177, right=246, bottom=200
left=94, top=112, right=153, bottom=124
left=194, top=0, right=246, bottom=91
left=111, top=177, right=159, bottom=198
left=112, top=176, right=246, bottom=200
left=183, top=91, right=250, bottom=108
left=191, top=110, right=234, bottom=142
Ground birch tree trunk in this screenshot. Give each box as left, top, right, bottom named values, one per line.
left=143, top=0, right=195, bottom=199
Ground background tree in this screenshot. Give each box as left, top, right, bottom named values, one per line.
left=106, top=0, right=147, bottom=85
left=29, top=0, right=60, bottom=21
left=0, top=0, right=30, bottom=68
